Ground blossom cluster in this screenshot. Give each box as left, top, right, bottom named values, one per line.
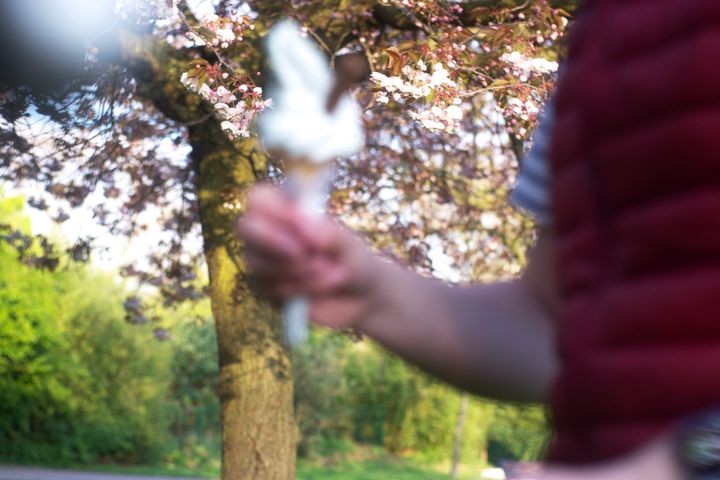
left=409, top=102, right=464, bottom=133
left=500, top=51, right=558, bottom=81
left=115, top=0, right=177, bottom=21
left=495, top=96, right=542, bottom=138
left=180, top=72, right=270, bottom=140
left=193, top=13, right=254, bottom=49
left=495, top=50, right=558, bottom=138
left=176, top=10, right=270, bottom=141
left=371, top=61, right=464, bottom=133
left=505, top=97, right=540, bottom=121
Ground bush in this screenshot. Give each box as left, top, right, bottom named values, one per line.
left=167, top=317, right=220, bottom=439
left=300, top=336, right=546, bottom=466
left=0, top=195, right=549, bottom=468
left=293, top=331, right=354, bottom=459
left=487, top=403, right=549, bottom=463
left=0, top=240, right=173, bottom=464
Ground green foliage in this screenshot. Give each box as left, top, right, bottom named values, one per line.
left=164, top=434, right=221, bottom=476
left=0, top=238, right=72, bottom=461
left=343, top=341, right=419, bottom=449
left=487, top=404, right=549, bottom=463
left=0, top=195, right=73, bottom=461
left=297, top=457, right=476, bottom=480
left=391, top=384, right=496, bottom=464
left=0, top=195, right=548, bottom=469
left=293, top=331, right=354, bottom=458
left=60, top=270, right=174, bottom=463
left=164, top=316, right=222, bottom=475
left=0, top=252, right=174, bottom=463
left=0, top=193, right=31, bottom=232
left=167, top=317, right=220, bottom=437
left=0, top=196, right=174, bottom=464
left=293, top=334, right=420, bottom=458
left=293, top=334, right=548, bottom=465
left=390, top=382, right=458, bottom=459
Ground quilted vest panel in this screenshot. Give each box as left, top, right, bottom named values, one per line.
left=548, top=0, right=720, bottom=464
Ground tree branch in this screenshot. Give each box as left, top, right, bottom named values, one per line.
left=372, top=0, right=581, bottom=30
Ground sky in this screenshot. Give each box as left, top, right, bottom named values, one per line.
left=3, top=0, right=219, bottom=272
left=6, top=110, right=200, bottom=273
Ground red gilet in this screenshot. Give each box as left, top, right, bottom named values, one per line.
left=547, top=0, right=720, bottom=464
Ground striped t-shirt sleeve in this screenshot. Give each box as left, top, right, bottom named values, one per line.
left=509, top=101, right=554, bottom=225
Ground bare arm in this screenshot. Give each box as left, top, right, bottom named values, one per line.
left=238, top=186, right=559, bottom=403
left=357, top=229, right=559, bottom=403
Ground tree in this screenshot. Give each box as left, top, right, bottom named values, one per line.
left=0, top=0, right=575, bottom=477
left=0, top=195, right=174, bottom=464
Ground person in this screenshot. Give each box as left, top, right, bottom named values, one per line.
left=236, top=181, right=686, bottom=480
left=238, top=0, right=720, bottom=477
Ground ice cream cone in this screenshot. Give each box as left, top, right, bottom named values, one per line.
left=258, top=20, right=364, bottom=347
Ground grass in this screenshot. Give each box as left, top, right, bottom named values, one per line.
left=63, top=463, right=212, bottom=478
left=0, top=459, right=215, bottom=479
left=3, top=439, right=483, bottom=480
left=2, top=457, right=481, bottom=480
left=297, top=458, right=478, bottom=480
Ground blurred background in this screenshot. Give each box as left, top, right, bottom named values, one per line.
left=0, top=0, right=575, bottom=478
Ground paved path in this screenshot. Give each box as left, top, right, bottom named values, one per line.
left=0, top=466, right=207, bottom=480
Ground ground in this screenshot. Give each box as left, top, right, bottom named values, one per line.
left=0, top=466, right=205, bottom=480
left=0, top=462, right=483, bottom=480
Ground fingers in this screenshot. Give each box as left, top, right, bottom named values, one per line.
left=245, top=250, right=303, bottom=280
left=237, top=214, right=303, bottom=262
left=239, top=184, right=352, bottom=260
left=255, top=278, right=302, bottom=302
left=245, top=184, right=295, bottom=225
left=304, top=256, right=351, bottom=294
left=237, top=184, right=312, bottom=261
left=247, top=253, right=349, bottom=299
left=237, top=184, right=367, bottom=307
left=249, top=185, right=343, bottom=247
left=293, top=214, right=347, bottom=254
left=238, top=187, right=375, bottom=331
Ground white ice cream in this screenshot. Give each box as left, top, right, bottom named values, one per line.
left=258, top=20, right=364, bottom=163
left=259, top=20, right=365, bottom=346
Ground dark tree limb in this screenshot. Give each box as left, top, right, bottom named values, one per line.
left=373, top=0, right=581, bottom=30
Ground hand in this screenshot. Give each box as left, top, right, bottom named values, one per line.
left=236, top=185, right=381, bottom=330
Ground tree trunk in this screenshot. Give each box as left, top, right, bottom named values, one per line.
left=116, top=27, right=296, bottom=479
left=450, top=393, right=470, bottom=480
left=191, top=123, right=296, bottom=480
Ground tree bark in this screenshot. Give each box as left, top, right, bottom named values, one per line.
left=191, top=123, right=296, bottom=480
left=116, top=30, right=297, bottom=480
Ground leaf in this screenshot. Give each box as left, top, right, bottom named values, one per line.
left=187, top=59, right=210, bottom=68
left=454, top=29, right=476, bottom=44
left=490, top=27, right=512, bottom=45
left=470, top=6, right=491, bottom=20
left=397, top=41, right=416, bottom=53
left=385, top=47, right=406, bottom=77
left=197, top=71, right=208, bottom=88
left=489, top=79, right=510, bottom=87
left=186, top=67, right=202, bottom=79
left=385, top=47, right=402, bottom=63
left=391, top=58, right=405, bottom=77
